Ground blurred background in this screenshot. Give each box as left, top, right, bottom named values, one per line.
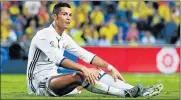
left=0, top=1, right=180, bottom=74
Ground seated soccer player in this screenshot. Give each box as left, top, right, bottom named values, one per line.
left=26, top=2, right=163, bottom=98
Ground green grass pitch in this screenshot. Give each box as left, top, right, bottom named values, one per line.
left=1, top=73, right=180, bottom=100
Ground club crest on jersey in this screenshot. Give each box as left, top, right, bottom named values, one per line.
left=50, top=41, right=56, bottom=48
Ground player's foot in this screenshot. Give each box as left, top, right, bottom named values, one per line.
left=142, top=83, right=164, bottom=97
left=124, top=84, right=143, bottom=98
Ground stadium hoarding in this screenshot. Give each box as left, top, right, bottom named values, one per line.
left=1, top=46, right=180, bottom=74
left=78, top=47, right=180, bottom=74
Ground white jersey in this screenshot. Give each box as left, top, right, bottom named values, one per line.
left=26, top=24, right=95, bottom=94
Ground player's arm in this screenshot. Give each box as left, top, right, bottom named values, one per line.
left=91, top=56, right=126, bottom=82
left=65, top=34, right=125, bottom=82
left=65, top=34, right=96, bottom=64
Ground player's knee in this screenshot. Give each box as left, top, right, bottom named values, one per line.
left=73, top=71, right=85, bottom=84
left=98, top=70, right=107, bottom=80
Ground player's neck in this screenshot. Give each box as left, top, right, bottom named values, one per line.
left=52, top=23, right=64, bottom=36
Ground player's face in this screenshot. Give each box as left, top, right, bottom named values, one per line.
left=54, top=7, right=72, bottom=29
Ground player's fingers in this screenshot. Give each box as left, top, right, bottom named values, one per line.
left=91, top=74, right=98, bottom=84
left=93, top=73, right=99, bottom=81
left=118, top=74, right=126, bottom=82
left=93, top=70, right=99, bottom=80
left=90, top=70, right=98, bottom=83
left=89, top=74, right=93, bottom=84
left=113, top=74, right=117, bottom=82
left=91, top=74, right=96, bottom=84
left=88, top=73, right=95, bottom=84
left=86, top=75, right=92, bottom=84
left=91, top=74, right=97, bottom=82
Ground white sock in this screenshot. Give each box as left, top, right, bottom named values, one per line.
left=99, top=70, right=134, bottom=89
left=82, top=80, right=125, bottom=97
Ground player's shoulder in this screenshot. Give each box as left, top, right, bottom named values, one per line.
left=63, top=31, right=72, bottom=39
left=34, top=26, right=53, bottom=40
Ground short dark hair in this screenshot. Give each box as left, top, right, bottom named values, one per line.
left=52, top=2, right=71, bottom=14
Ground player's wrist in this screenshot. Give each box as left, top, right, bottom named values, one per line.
left=80, top=66, right=86, bottom=72
left=107, top=64, right=113, bottom=71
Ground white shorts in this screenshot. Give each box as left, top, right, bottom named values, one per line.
left=33, top=70, right=80, bottom=96
left=35, top=76, right=57, bottom=96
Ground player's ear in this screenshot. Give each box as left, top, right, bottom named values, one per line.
left=52, top=14, right=57, bottom=20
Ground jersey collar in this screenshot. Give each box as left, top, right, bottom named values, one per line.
left=50, top=24, right=64, bottom=40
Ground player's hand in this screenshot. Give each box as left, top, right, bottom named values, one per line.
left=81, top=67, right=98, bottom=84
left=109, top=65, right=126, bottom=82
